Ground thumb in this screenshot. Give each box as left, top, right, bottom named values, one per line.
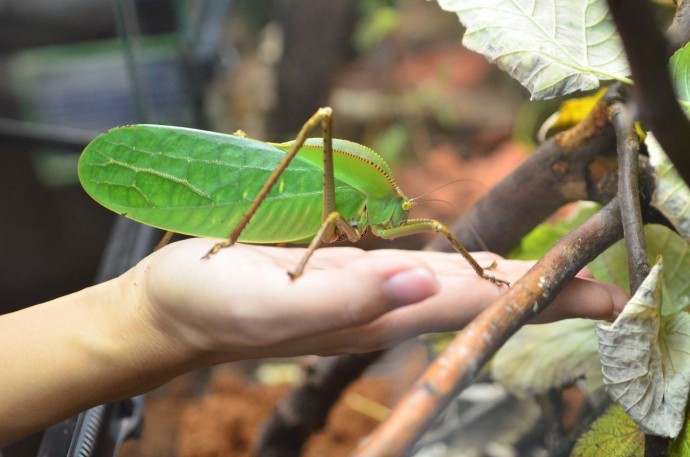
left=291, top=255, right=440, bottom=332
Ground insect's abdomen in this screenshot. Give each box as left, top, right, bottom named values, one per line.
left=79, top=125, right=366, bottom=243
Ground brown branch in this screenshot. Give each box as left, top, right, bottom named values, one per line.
left=427, top=94, right=619, bottom=255
left=352, top=199, right=624, bottom=457
left=255, top=351, right=383, bottom=457
left=607, top=0, right=690, bottom=187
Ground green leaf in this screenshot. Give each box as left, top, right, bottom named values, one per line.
left=589, top=224, right=690, bottom=316
left=670, top=42, right=690, bottom=116
left=647, top=134, right=690, bottom=243
left=596, top=258, right=690, bottom=438
left=492, top=319, right=603, bottom=397
left=436, top=0, right=631, bottom=100
left=496, top=225, right=690, bottom=410
left=508, top=202, right=600, bottom=260
left=353, top=5, right=399, bottom=52
left=571, top=404, right=643, bottom=457
left=670, top=407, right=690, bottom=457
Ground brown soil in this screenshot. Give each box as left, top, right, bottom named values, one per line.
left=120, top=370, right=394, bottom=457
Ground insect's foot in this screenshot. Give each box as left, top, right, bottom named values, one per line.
left=484, top=261, right=498, bottom=270
left=202, top=240, right=233, bottom=259
left=483, top=273, right=510, bottom=287
left=287, top=270, right=301, bottom=281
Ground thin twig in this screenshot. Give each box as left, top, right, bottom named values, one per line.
left=352, top=199, right=624, bottom=457
left=610, top=103, right=650, bottom=290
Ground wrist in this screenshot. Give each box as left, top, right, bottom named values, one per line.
left=131, top=250, right=244, bottom=367
left=107, top=261, right=208, bottom=388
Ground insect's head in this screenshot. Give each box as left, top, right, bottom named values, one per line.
left=401, top=198, right=415, bottom=211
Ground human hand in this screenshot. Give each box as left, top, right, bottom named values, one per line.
left=133, top=238, right=628, bottom=365
left=0, top=238, right=629, bottom=445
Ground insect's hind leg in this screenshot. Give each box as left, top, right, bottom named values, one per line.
left=378, top=218, right=510, bottom=287
left=204, top=107, right=335, bottom=258
left=289, top=212, right=362, bottom=280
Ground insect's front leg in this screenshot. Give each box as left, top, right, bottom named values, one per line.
left=378, top=219, right=510, bottom=287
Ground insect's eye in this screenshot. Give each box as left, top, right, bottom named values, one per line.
left=402, top=200, right=414, bottom=211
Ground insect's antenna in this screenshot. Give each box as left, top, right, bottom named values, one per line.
left=409, top=178, right=492, bottom=252
left=413, top=198, right=459, bottom=213
left=409, top=178, right=487, bottom=204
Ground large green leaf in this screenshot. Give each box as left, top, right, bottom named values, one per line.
left=571, top=404, right=643, bottom=457
left=492, top=319, right=603, bottom=397
left=589, top=224, right=690, bottom=316
left=596, top=258, right=690, bottom=438
left=670, top=42, right=690, bottom=116
left=436, top=0, right=631, bottom=100
left=496, top=225, right=690, bottom=402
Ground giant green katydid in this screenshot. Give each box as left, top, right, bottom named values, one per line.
left=78, top=107, right=508, bottom=286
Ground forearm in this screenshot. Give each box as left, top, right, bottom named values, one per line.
left=0, top=267, right=197, bottom=446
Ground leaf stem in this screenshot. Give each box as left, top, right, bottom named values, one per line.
left=595, top=71, right=633, bottom=86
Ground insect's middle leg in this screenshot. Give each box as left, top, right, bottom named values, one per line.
left=289, top=212, right=362, bottom=280
left=378, top=218, right=510, bottom=287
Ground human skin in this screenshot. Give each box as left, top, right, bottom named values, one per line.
left=0, top=238, right=628, bottom=445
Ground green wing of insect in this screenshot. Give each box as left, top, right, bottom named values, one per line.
left=272, top=138, right=408, bottom=228
left=78, top=124, right=367, bottom=243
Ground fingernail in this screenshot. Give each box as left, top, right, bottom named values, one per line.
left=383, top=268, right=439, bottom=307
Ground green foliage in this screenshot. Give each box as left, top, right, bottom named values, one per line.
left=670, top=42, right=690, bottom=116
left=354, top=0, right=399, bottom=52
left=571, top=404, right=643, bottom=457
left=590, top=225, right=690, bottom=316
left=498, top=224, right=690, bottom=436
left=508, top=202, right=600, bottom=260
left=492, top=319, right=603, bottom=397
left=670, top=408, right=690, bottom=456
